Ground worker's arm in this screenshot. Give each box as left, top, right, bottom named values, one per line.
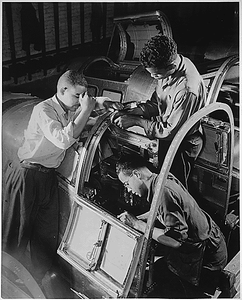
left=118, top=211, right=181, bottom=248
left=72, top=93, right=96, bottom=138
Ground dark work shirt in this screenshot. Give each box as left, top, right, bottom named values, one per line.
left=139, top=55, right=206, bottom=141
left=148, top=173, right=227, bottom=285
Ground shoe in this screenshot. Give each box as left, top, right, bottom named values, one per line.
left=218, top=270, right=237, bottom=298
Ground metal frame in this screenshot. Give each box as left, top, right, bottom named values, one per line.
left=107, top=10, right=173, bottom=63
left=69, top=102, right=234, bottom=297
left=135, top=102, right=234, bottom=296
left=205, top=55, right=239, bottom=105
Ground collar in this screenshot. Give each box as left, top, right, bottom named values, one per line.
left=146, top=173, right=158, bottom=203
left=161, top=55, right=184, bottom=89
left=51, top=94, right=74, bottom=121
left=176, top=54, right=183, bottom=71
left=54, top=94, right=69, bottom=114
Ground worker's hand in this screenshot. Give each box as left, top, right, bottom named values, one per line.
left=86, top=116, right=99, bottom=127
left=137, top=211, right=150, bottom=220
left=110, top=104, right=143, bottom=123
left=113, top=115, right=141, bottom=129
left=103, top=100, right=124, bottom=112
left=117, top=211, right=138, bottom=228
left=79, top=92, right=96, bottom=112
left=94, top=97, right=124, bottom=112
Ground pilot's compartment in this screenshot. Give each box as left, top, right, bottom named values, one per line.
left=79, top=122, right=159, bottom=217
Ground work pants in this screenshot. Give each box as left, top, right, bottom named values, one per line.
left=158, top=131, right=204, bottom=189
left=2, top=161, right=59, bottom=281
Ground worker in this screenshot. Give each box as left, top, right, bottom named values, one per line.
left=116, top=153, right=236, bottom=298
left=113, top=35, right=206, bottom=188
left=2, top=70, right=122, bottom=285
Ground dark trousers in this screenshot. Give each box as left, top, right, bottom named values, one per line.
left=158, top=131, right=204, bottom=188
left=153, top=258, right=222, bottom=298
left=2, top=161, right=59, bottom=281
left=152, top=242, right=224, bottom=298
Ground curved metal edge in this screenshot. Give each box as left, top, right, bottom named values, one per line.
left=2, top=96, right=41, bottom=114
left=117, top=23, right=128, bottom=62
left=206, top=55, right=239, bottom=105
left=113, top=11, right=165, bottom=22
left=147, top=102, right=234, bottom=236
left=74, top=111, right=113, bottom=195
left=2, top=92, right=39, bottom=105
left=112, top=10, right=172, bottom=63
left=136, top=102, right=235, bottom=296
left=121, top=235, right=146, bottom=298
left=71, top=112, right=148, bottom=298
left=72, top=103, right=235, bottom=298
left=78, top=56, right=120, bottom=75
left=156, top=10, right=173, bottom=38
left=1, top=251, right=46, bottom=299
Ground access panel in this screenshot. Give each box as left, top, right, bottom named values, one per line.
left=58, top=197, right=142, bottom=298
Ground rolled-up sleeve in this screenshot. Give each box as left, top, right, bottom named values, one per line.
left=158, top=187, right=189, bottom=242
left=139, top=91, right=202, bottom=141
left=138, top=91, right=159, bottom=118
left=37, top=104, right=77, bottom=150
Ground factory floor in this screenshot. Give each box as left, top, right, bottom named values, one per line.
left=40, top=268, right=75, bottom=299
left=2, top=249, right=76, bottom=299
left=2, top=248, right=209, bottom=299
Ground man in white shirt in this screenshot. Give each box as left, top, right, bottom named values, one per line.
left=2, top=70, right=121, bottom=285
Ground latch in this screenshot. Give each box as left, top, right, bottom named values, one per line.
left=86, top=220, right=107, bottom=271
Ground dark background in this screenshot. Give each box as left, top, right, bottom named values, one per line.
left=2, top=2, right=239, bottom=88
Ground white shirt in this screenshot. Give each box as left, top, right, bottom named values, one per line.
left=18, top=95, right=77, bottom=168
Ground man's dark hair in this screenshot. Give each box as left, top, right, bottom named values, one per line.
left=59, top=70, right=88, bottom=88
left=140, top=35, right=177, bottom=69
left=116, top=153, right=148, bottom=176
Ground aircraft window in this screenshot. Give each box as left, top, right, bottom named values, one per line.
left=102, top=89, right=122, bottom=102
left=99, top=225, right=138, bottom=284
left=63, top=204, right=107, bottom=269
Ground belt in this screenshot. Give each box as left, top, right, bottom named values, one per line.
left=20, top=160, right=55, bottom=173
